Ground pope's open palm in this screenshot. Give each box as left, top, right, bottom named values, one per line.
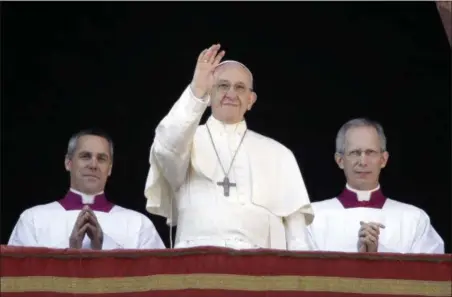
left=190, top=43, right=225, bottom=98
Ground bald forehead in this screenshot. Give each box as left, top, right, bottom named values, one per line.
left=345, top=126, right=381, bottom=150
left=214, top=61, right=253, bottom=86
left=77, top=134, right=108, bottom=150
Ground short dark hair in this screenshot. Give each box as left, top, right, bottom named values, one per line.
left=66, top=128, right=114, bottom=160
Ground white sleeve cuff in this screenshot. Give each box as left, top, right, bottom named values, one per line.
left=187, top=85, right=211, bottom=107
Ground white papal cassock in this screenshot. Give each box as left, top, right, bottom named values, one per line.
left=144, top=86, right=314, bottom=250
left=8, top=189, right=166, bottom=250
left=307, top=184, right=444, bottom=254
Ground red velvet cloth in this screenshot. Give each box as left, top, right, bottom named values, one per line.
left=1, top=245, right=451, bottom=297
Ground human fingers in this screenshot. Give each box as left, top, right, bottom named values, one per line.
left=197, top=48, right=208, bottom=62
left=369, top=222, right=385, bottom=230
left=212, top=49, right=226, bottom=67
left=74, top=209, right=88, bottom=229
left=85, top=210, right=101, bottom=229
left=204, top=44, right=221, bottom=64
left=77, top=222, right=91, bottom=237
left=364, top=234, right=378, bottom=244
left=361, top=226, right=379, bottom=238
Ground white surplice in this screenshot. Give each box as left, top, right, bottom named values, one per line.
left=307, top=185, right=445, bottom=254
left=144, top=86, right=314, bottom=250
left=8, top=189, right=166, bottom=250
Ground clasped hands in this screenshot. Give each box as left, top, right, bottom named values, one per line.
left=358, top=221, right=385, bottom=253
left=69, top=206, right=104, bottom=250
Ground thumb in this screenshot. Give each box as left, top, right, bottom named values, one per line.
left=358, top=242, right=367, bottom=252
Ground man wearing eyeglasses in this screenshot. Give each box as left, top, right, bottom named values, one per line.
left=144, top=44, right=314, bottom=250
left=307, top=118, right=444, bottom=254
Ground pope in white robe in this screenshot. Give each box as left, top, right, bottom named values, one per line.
left=307, top=118, right=444, bottom=254
left=9, top=129, right=165, bottom=250
left=144, top=44, right=314, bottom=250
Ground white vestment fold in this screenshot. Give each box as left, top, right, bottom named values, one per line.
left=145, top=86, right=314, bottom=250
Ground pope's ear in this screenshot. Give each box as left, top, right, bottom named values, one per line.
left=248, top=92, right=257, bottom=110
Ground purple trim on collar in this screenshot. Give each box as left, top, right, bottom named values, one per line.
left=58, top=191, right=114, bottom=212
left=337, top=187, right=387, bottom=209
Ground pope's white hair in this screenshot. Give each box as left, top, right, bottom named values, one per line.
left=214, top=60, right=254, bottom=87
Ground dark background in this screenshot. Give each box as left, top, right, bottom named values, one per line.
left=2, top=2, right=451, bottom=252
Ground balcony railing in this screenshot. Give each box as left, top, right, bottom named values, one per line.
left=1, top=245, right=451, bottom=297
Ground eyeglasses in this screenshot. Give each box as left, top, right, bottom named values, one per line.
left=215, top=81, right=252, bottom=94
left=343, top=149, right=382, bottom=160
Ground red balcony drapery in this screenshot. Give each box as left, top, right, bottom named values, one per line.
left=1, top=245, right=451, bottom=297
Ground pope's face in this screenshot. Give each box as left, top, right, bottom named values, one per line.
left=65, top=135, right=112, bottom=195
left=210, top=63, right=256, bottom=124
left=335, top=126, right=389, bottom=190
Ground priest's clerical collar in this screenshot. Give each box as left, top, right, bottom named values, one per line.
left=337, top=184, right=387, bottom=209
left=58, top=188, right=114, bottom=212
left=207, top=115, right=247, bottom=135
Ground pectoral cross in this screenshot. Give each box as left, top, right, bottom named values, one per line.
left=217, top=177, right=236, bottom=197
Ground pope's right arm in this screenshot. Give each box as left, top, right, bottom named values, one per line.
left=144, top=44, right=225, bottom=225
left=152, top=86, right=210, bottom=190
left=144, top=86, right=209, bottom=225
